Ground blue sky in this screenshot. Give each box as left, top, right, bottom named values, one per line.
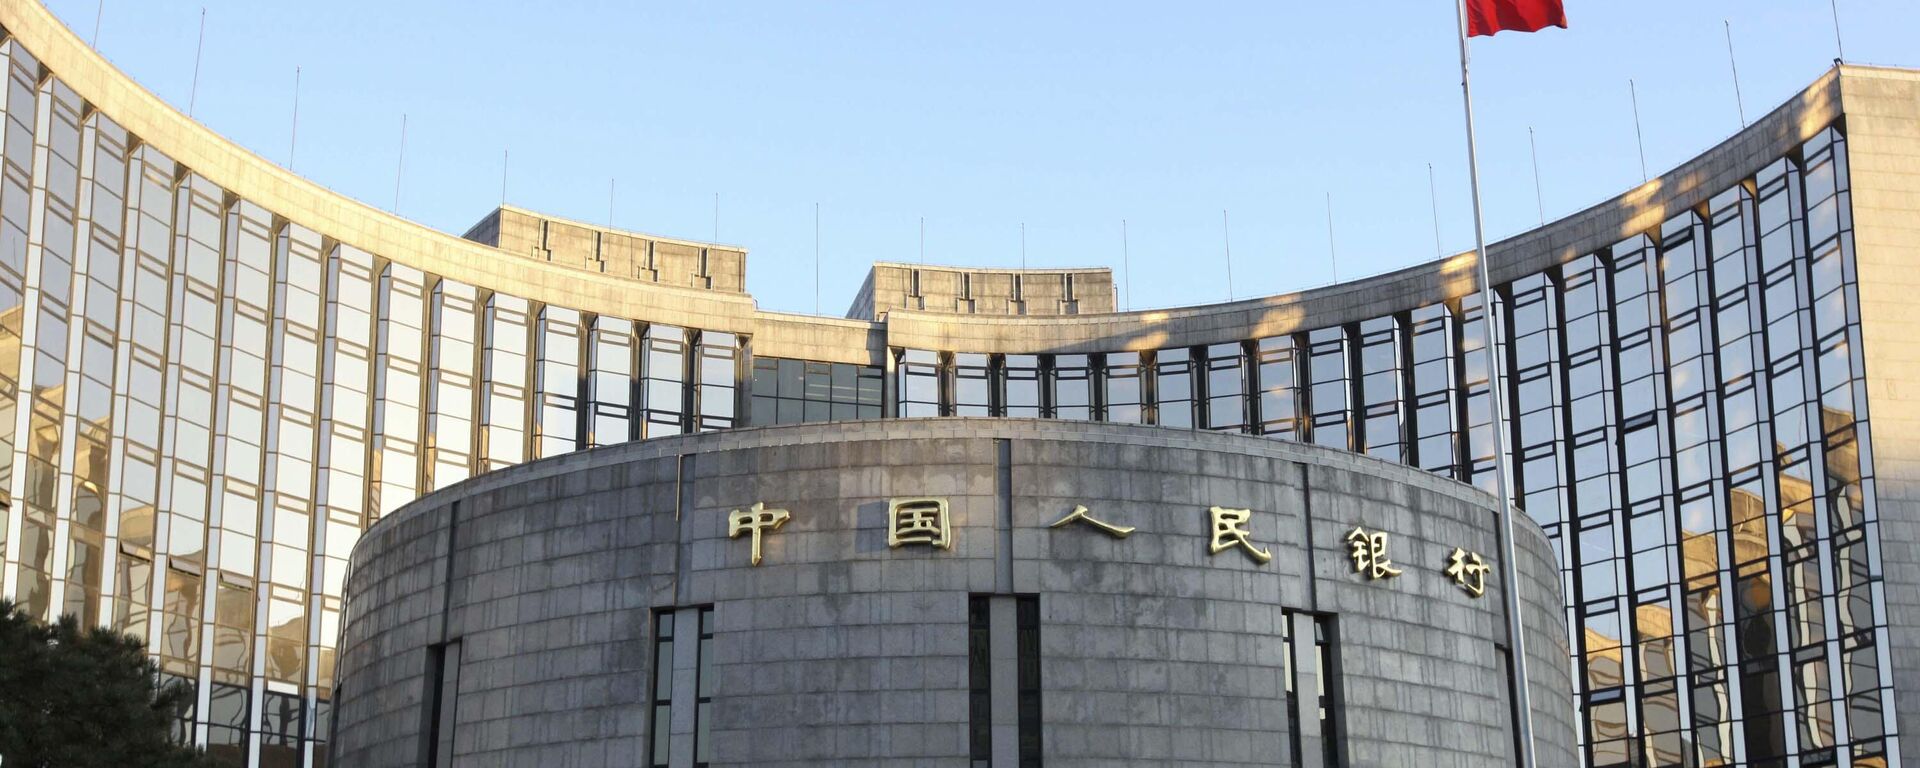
left=43, top=0, right=1919, bottom=315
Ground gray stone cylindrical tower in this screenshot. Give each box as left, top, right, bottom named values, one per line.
left=332, top=420, right=1574, bottom=766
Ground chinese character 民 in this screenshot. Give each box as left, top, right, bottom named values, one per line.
left=1444, top=547, right=1492, bottom=598
left=888, top=497, right=952, bottom=550
left=1344, top=526, right=1403, bottom=580
left=728, top=502, right=791, bottom=566
left=1208, top=506, right=1273, bottom=564
left=1049, top=504, right=1135, bottom=539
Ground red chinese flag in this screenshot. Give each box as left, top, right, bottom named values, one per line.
left=1466, top=0, right=1567, bottom=37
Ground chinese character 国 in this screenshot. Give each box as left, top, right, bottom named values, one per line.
left=888, top=497, right=953, bottom=550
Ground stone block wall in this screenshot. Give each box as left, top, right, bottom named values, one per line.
left=333, top=420, right=1574, bottom=767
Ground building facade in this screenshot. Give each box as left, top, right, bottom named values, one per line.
left=0, top=0, right=1913, bottom=765
left=844, top=262, right=1118, bottom=321
left=459, top=206, right=748, bottom=295
left=331, top=420, right=1575, bottom=767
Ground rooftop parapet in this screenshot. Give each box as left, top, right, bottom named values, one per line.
left=847, top=262, right=1116, bottom=321
left=462, top=205, right=747, bottom=292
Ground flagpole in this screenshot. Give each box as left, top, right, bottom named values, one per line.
left=1455, top=3, right=1537, bottom=767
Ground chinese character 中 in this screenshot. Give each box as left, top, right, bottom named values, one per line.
left=1208, top=506, right=1273, bottom=564
left=1048, top=504, right=1136, bottom=538
left=1344, top=526, right=1403, bottom=580
left=1444, top=547, right=1492, bottom=598
left=727, top=502, right=791, bottom=566
left=887, top=497, right=952, bottom=550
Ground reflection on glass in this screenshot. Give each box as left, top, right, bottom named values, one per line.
left=428, top=280, right=479, bottom=488
left=642, top=324, right=686, bottom=437
left=1307, top=327, right=1349, bottom=450
left=1003, top=354, right=1039, bottom=418
left=954, top=352, right=991, bottom=416
left=897, top=349, right=941, bottom=418
left=535, top=307, right=583, bottom=456
left=1154, top=348, right=1193, bottom=429
left=1204, top=343, right=1245, bottom=432
left=1103, top=352, right=1143, bottom=424
left=372, top=263, right=428, bottom=518
left=587, top=316, right=634, bottom=446
left=1358, top=317, right=1402, bottom=461
left=1255, top=336, right=1299, bottom=440
left=482, top=294, right=531, bottom=470
left=695, top=332, right=737, bottom=432
left=1049, top=354, right=1091, bottom=420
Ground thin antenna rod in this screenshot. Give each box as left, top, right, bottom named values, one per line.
left=288, top=66, right=300, bottom=170
left=91, top=0, right=103, bottom=48
left=500, top=149, right=508, bottom=206
left=1121, top=219, right=1132, bottom=312
left=1528, top=127, right=1545, bottom=225
left=1830, top=0, right=1845, bottom=62
left=392, top=114, right=406, bottom=214
left=1427, top=163, right=1444, bottom=258
left=918, top=216, right=925, bottom=263
left=1629, top=79, right=1648, bottom=183
left=188, top=7, right=206, bottom=117
left=1020, top=223, right=1027, bottom=271
left=813, top=203, right=821, bottom=315
left=1325, top=193, right=1338, bottom=283
left=1724, top=21, right=1746, bottom=127
left=1222, top=209, right=1235, bottom=301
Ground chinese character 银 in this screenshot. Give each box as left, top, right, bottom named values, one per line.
left=1344, top=526, right=1403, bottom=580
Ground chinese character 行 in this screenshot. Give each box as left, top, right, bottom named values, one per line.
left=1444, top=547, right=1492, bottom=598
left=728, top=502, right=791, bottom=566
left=1049, top=504, right=1135, bottom=539
left=1208, top=506, right=1273, bottom=564
left=888, top=497, right=952, bottom=550
left=1344, top=526, right=1403, bottom=580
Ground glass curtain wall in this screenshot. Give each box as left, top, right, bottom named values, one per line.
left=862, top=127, right=1894, bottom=768
left=426, top=280, right=479, bottom=490
left=749, top=356, right=882, bottom=425
left=0, top=34, right=1891, bottom=767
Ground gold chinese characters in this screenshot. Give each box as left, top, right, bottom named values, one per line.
left=1444, top=547, right=1492, bottom=598
left=1207, top=506, right=1273, bottom=564
left=887, top=497, right=953, bottom=550
left=1048, top=504, right=1135, bottom=538
left=1344, top=526, right=1403, bottom=579
left=727, top=502, right=791, bottom=566
left=720, top=496, right=1491, bottom=598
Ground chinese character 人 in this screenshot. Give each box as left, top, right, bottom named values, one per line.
left=1208, top=506, right=1273, bottom=564
left=888, top=497, right=952, bottom=550
left=728, top=502, right=791, bottom=566
left=1049, top=504, right=1135, bottom=539
left=1445, top=547, right=1492, bottom=598
left=1344, top=526, right=1403, bottom=580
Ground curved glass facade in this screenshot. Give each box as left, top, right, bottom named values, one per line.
left=868, top=130, right=1896, bottom=767
left=0, top=3, right=1912, bottom=767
